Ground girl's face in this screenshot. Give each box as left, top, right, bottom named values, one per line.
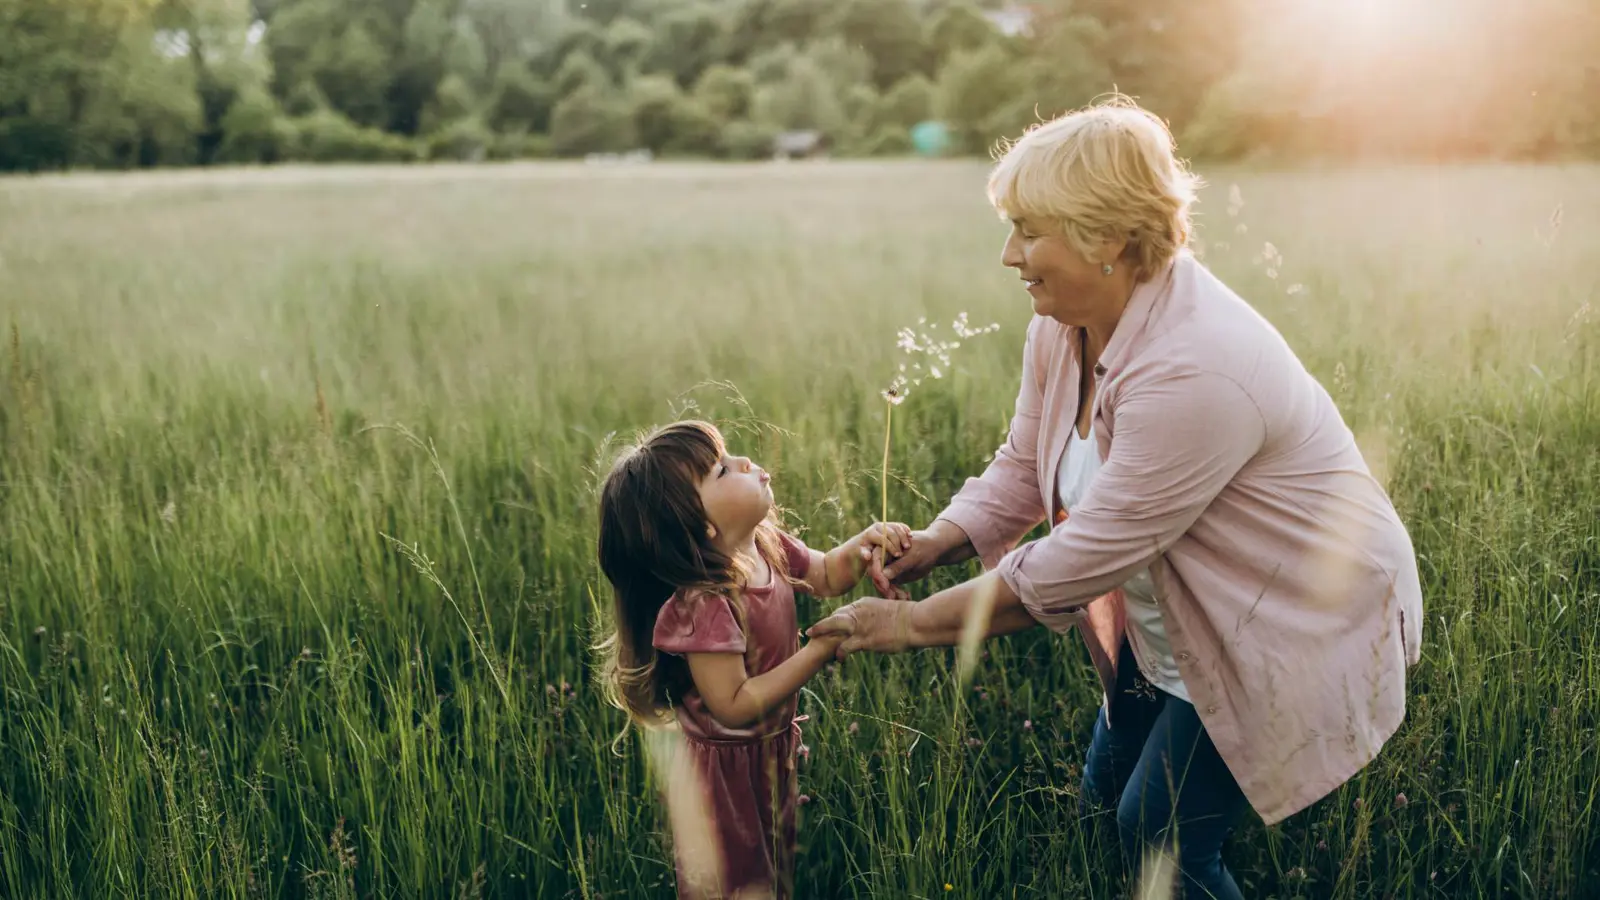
left=697, top=450, right=772, bottom=542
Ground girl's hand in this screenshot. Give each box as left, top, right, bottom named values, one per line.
left=867, top=547, right=910, bottom=600
left=857, top=523, right=912, bottom=599
left=859, top=522, right=911, bottom=559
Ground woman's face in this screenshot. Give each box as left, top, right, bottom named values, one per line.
left=1000, top=218, right=1125, bottom=325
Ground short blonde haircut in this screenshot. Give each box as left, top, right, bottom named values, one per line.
left=987, top=95, right=1201, bottom=282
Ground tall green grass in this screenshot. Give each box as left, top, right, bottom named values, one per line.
left=1, top=161, right=1596, bottom=898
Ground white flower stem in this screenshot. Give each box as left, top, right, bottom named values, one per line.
left=880, top=398, right=892, bottom=523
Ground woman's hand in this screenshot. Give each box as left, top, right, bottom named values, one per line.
left=806, top=597, right=914, bottom=657
left=876, top=520, right=976, bottom=591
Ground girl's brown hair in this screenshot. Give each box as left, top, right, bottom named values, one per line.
left=592, top=420, right=795, bottom=737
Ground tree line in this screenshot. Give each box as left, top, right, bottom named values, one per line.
left=1, top=0, right=1596, bottom=171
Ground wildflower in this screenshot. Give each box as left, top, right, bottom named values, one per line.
left=848, top=721, right=860, bottom=735
left=965, top=737, right=982, bottom=748
left=300, top=647, right=313, bottom=660
left=1354, top=797, right=1365, bottom=810
left=1023, top=720, right=1033, bottom=732
left=797, top=794, right=811, bottom=806
left=977, top=690, right=988, bottom=703
left=545, top=684, right=557, bottom=696
left=1288, top=867, right=1306, bottom=881
left=1316, top=839, right=1328, bottom=852
left=798, top=744, right=811, bottom=762
left=32, top=626, right=45, bottom=641
left=944, top=885, right=953, bottom=892
left=1394, top=792, right=1408, bottom=809
left=880, top=315, right=997, bottom=406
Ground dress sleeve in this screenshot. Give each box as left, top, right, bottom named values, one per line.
left=777, top=530, right=812, bottom=581
left=652, top=590, right=747, bottom=655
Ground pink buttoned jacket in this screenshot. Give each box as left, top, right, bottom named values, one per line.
left=939, top=252, right=1423, bottom=825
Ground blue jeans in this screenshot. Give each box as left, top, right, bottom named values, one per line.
left=1079, top=641, right=1250, bottom=900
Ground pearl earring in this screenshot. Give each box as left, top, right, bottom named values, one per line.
left=1101, top=263, right=1114, bottom=276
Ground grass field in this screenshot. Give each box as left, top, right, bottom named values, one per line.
left=1, top=160, right=1597, bottom=898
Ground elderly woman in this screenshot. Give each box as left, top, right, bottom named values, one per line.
left=813, top=98, right=1423, bottom=898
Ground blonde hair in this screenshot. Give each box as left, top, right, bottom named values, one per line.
left=987, top=95, right=1202, bottom=282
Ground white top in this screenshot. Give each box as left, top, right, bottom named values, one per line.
left=1056, top=421, right=1191, bottom=703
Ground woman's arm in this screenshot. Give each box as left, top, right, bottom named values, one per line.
left=807, top=571, right=1038, bottom=656
left=993, top=370, right=1266, bottom=626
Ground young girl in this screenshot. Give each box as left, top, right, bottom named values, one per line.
left=595, top=420, right=909, bottom=899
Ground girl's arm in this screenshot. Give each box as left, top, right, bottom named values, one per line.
left=685, top=636, right=843, bottom=729
left=800, top=523, right=912, bottom=599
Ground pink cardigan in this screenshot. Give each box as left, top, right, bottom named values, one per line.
left=939, top=252, right=1422, bottom=825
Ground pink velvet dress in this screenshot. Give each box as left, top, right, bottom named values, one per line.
left=652, top=532, right=811, bottom=899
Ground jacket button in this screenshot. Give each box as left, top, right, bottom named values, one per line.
left=1094, top=364, right=1107, bottom=377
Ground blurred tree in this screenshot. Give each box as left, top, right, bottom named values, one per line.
left=829, top=0, right=925, bottom=89
left=937, top=43, right=1021, bottom=153
left=601, top=17, right=654, bottom=78
left=4, top=0, right=1598, bottom=169
left=554, top=49, right=609, bottom=97
left=643, top=3, right=725, bottom=87
left=693, top=64, right=754, bottom=120
left=549, top=81, right=634, bottom=154
left=925, top=1, right=993, bottom=70
left=487, top=63, right=554, bottom=133
left=879, top=73, right=934, bottom=129
left=751, top=52, right=841, bottom=135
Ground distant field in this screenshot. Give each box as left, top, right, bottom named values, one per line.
left=1, top=161, right=1595, bottom=898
